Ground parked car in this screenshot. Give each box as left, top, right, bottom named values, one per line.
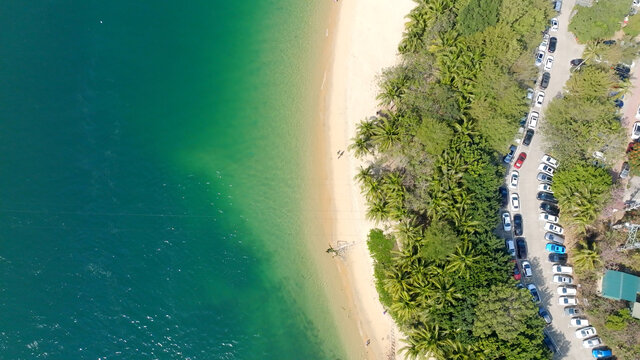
left=516, top=237, right=527, bottom=259
left=540, top=202, right=559, bottom=216
left=537, top=192, right=557, bottom=204
left=543, top=332, right=557, bottom=353
left=545, top=222, right=564, bottom=235
left=541, top=155, right=558, bottom=168
left=512, top=260, right=521, bottom=280
left=548, top=253, right=567, bottom=264
left=583, top=337, right=602, bottom=349
left=558, top=286, right=577, bottom=296
left=499, top=186, right=508, bottom=207
left=627, top=141, right=637, bottom=153
left=514, top=214, right=523, bottom=236
left=550, top=18, right=559, bottom=31
left=548, top=37, right=557, bottom=53
left=546, top=243, right=566, bottom=254
left=535, top=92, right=545, bottom=107
left=592, top=348, right=613, bottom=358
left=553, top=275, right=573, bottom=284
left=575, top=326, right=597, bottom=339
left=545, top=232, right=564, bottom=244
left=538, top=164, right=555, bottom=175
left=633, top=121, right=640, bottom=140
left=540, top=72, right=550, bottom=90
left=523, top=129, right=534, bottom=146
left=544, top=56, right=554, bottom=71
left=570, top=317, right=589, bottom=327
left=535, top=50, right=545, bottom=66
left=621, top=161, right=630, bottom=179
left=522, top=260, right=533, bottom=278
left=559, top=296, right=577, bottom=306
left=537, top=172, right=553, bottom=183
left=502, top=212, right=512, bottom=232
left=614, top=98, right=624, bottom=108
left=539, top=307, right=552, bottom=324
left=570, top=58, right=584, bottom=66
left=527, top=284, right=541, bottom=303
left=505, top=238, right=516, bottom=256
left=564, top=306, right=581, bottom=317
left=510, top=193, right=520, bottom=211
left=602, top=40, right=616, bottom=45
left=552, top=265, right=573, bottom=274
left=515, top=152, right=527, bottom=169
left=526, top=88, right=535, bottom=100
left=510, top=170, right=519, bottom=188
left=553, top=0, right=562, bottom=12
left=540, top=212, right=559, bottom=223
left=538, top=183, right=553, bottom=193
left=504, top=145, right=517, bottom=163
left=539, top=39, right=548, bottom=51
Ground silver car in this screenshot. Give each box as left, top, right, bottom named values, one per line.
left=545, top=232, right=564, bottom=244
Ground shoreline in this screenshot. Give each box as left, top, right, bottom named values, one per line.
left=313, top=0, right=415, bottom=358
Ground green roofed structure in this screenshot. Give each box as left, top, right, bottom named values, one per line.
left=601, top=270, right=640, bottom=303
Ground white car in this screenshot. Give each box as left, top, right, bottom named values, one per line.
left=575, top=326, right=597, bottom=339
left=553, top=275, right=573, bottom=284
left=505, top=238, right=516, bottom=257
left=522, top=260, right=533, bottom=277
left=510, top=193, right=520, bottom=211
left=582, top=337, right=602, bottom=349
left=559, top=296, right=578, bottom=305
left=544, top=56, right=554, bottom=71
left=528, top=111, right=539, bottom=129
left=540, top=213, right=559, bottom=223
left=538, top=183, right=553, bottom=193
left=526, top=88, right=534, bottom=100
left=539, top=39, right=548, bottom=52
left=535, top=51, right=545, bottom=66
left=538, top=163, right=555, bottom=175
left=502, top=212, right=512, bottom=232
left=570, top=317, right=589, bottom=327
left=510, top=170, right=519, bottom=189
left=541, top=154, right=558, bottom=168
left=535, top=92, right=545, bottom=107
left=552, top=265, right=573, bottom=274
left=550, top=18, right=559, bottom=31
left=633, top=121, right=640, bottom=140
left=545, top=222, right=564, bottom=235
left=557, top=286, right=577, bottom=295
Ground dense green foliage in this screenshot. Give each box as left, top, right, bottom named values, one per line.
left=552, top=164, right=612, bottom=231
left=355, top=0, right=553, bottom=358
left=367, top=229, right=396, bottom=307
left=624, top=14, right=640, bottom=38
left=569, top=0, right=630, bottom=43
left=543, top=65, right=625, bottom=167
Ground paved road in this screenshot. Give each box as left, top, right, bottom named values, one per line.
left=505, top=1, right=591, bottom=359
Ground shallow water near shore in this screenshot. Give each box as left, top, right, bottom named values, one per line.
left=0, top=1, right=350, bottom=359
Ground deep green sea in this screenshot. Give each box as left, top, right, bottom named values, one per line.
left=0, top=1, right=348, bottom=359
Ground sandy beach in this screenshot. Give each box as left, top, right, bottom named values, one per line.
left=318, top=0, right=415, bottom=358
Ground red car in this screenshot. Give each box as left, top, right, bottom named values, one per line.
left=514, top=152, right=527, bottom=169
left=512, top=260, right=521, bottom=280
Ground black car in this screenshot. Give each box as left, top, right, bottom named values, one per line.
left=516, top=237, right=527, bottom=259
left=543, top=332, right=557, bottom=353
left=570, top=58, right=584, bottom=66
left=548, top=37, right=557, bottom=53
left=603, top=39, right=616, bottom=45
left=537, top=191, right=557, bottom=204
left=499, top=186, right=508, bottom=207
left=548, top=253, right=568, bottom=264
left=540, top=72, right=551, bottom=90
left=540, top=202, right=560, bottom=216
left=513, top=214, right=523, bottom=236
left=523, top=129, right=534, bottom=146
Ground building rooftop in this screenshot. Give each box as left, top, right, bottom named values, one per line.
left=601, top=270, right=640, bottom=302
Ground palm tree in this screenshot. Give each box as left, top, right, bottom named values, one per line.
left=400, top=323, right=451, bottom=360
left=583, top=41, right=607, bottom=64
left=573, top=240, right=603, bottom=271
left=348, top=135, right=372, bottom=158
left=366, top=198, right=390, bottom=223
left=446, top=241, right=480, bottom=278
left=427, top=276, right=462, bottom=309
left=371, top=116, right=401, bottom=152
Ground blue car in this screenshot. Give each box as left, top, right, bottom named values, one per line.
left=545, top=243, right=566, bottom=254
left=504, top=145, right=517, bottom=164
left=592, top=348, right=612, bottom=358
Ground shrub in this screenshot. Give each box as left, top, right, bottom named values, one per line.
left=569, top=0, right=630, bottom=43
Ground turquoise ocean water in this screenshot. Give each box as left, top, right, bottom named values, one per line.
left=0, top=1, right=348, bottom=359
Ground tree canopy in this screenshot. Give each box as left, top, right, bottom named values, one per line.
left=569, top=0, right=630, bottom=43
